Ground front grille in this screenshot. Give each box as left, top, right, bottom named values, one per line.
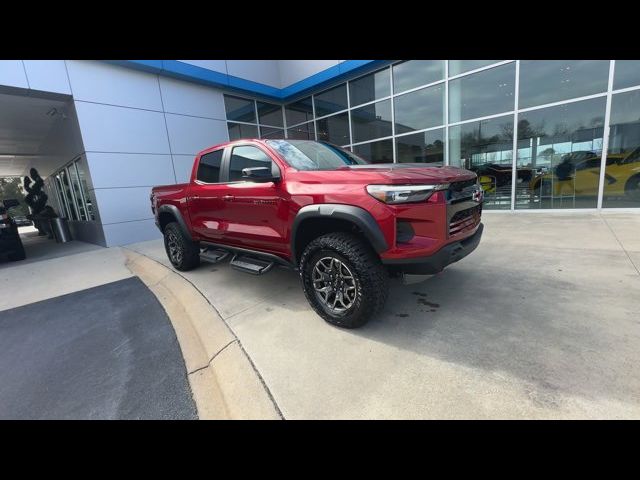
left=449, top=204, right=482, bottom=236
left=447, top=178, right=479, bottom=203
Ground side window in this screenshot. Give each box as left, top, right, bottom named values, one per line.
left=197, top=150, right=223, bottom=183
left=229, top=145, right=274, bottom=182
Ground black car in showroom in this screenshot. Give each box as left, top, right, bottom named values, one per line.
left=0, top=199, right=26, bottom=262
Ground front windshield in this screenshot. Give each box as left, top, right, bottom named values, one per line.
left=266, top=140, right=370, bottom=171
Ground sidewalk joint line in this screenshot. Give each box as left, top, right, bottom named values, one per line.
left=600, top=215, right=640, bottom=277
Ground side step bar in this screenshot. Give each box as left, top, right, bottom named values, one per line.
left=200, top=248, right=230, bottom=264
left=229, top=254, right=274, bottom=275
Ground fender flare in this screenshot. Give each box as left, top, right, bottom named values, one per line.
left=290, top=204, right=388, bottom=262
left=156, top=204, right=193, bottom=241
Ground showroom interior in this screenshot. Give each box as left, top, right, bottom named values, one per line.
left=0, top=59, right=639, bottom=249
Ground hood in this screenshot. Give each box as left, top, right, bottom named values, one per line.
left=334, top=163, right=477, bottom=184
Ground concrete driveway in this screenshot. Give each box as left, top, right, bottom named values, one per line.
left=127, top=212, right=640, bottom=419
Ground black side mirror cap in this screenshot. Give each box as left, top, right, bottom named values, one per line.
left=241, top=167, right=280, bottom=183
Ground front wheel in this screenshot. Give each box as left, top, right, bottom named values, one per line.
left=163, top=222, right=200, bottom=271
left=300, top=232, right=389, bottom=329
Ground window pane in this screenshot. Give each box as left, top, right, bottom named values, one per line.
left=287, top=122, right=315, bottom=140
left=449, top=60, right=501, bottom=76
left=68, top=164, right=87, bottom=221
left=228, top=122, right=258, bottom=141
left=197, top=150, right=223, bottom=183
left=449, top=115, right=514, bottom=210
left=54, top=175, right=69, bottom=219
left=75, top=160, right=95, bottom=220
left=353, top=139, right=394, bottom=164
left=314, top=84, right=348, bottom=117
left=257, top=102, right=283, bottom=127
left=393, top=60, right=444, bottom=93
left=614, top=60, right=640, bottom=90
left=449, top=63, right=515, bottom=123
left=603, top=90, right=640, bottom=208
left=349, top=68, right=390, bottom=106
left=351, top=99, right=392, bottom=144
left=396, top=129, right=444, bottom=164
left=519, top=60, right=609, bottom=109
left=260, top=126, right=284, bottom=139
left=317, top=113, right=350, bottom=145
left=515, top=98, right=606, bottom=210
left=229, top=146, right=272, bottom=182
left=394, top=84, right=444, bottom=134
left=285, top=97, right=313, bottom=126
left=59, top=169, right=78, bottom=220
left=224, top=95, right=255, bottom=123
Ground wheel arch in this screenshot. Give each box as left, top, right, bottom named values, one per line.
left=157, top=204, right=193, bottom=241
left=291, top=204, right=388, bottom=264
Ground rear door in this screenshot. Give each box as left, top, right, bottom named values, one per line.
left=188, top=148, right=227, bottom=240
left=214, top=143, right=289, bottom=254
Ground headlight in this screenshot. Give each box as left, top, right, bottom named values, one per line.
left=366, top=184, right=449, bottom=204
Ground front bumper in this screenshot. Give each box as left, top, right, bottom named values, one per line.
left=382, top=223, right=484, bottom=274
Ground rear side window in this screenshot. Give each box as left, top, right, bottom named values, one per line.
left=197, top=150, right=223, bottom=183
left=229, top=146, right=273, bottom=181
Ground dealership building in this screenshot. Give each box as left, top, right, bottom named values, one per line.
left=0, top=59, right=638, bottom=246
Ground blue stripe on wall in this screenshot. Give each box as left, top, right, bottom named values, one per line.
left=104, top=60, right=393, bottom=101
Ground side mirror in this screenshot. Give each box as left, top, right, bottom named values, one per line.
left=242, top=167, right=279, bottom=183
left=3, top=199, right=20, bottom=209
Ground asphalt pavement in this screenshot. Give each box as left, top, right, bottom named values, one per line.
left=0, top=276, right=197, bottom=419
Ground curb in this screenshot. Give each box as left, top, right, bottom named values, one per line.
left=123, top=249, right=281, bottom=420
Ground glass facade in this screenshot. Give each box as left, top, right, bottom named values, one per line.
left=223, top=60, right=640, bottom=210
left=53, top=157, right=95, bottom=221
left=225, top=95, right=284, bottom=141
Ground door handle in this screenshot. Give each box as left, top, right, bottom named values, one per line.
left=190, top=195, right=200, bottom=200
left=222, top=195, right=234, bottom=202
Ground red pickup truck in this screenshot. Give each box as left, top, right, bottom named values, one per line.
left=151, top=139, right=483, bottom=328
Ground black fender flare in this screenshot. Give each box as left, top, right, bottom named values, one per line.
left=156, top=204, right=193, bottom=242
left=290, top=204, right=388, bottom=262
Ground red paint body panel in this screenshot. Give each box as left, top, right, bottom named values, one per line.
left=151, top=139, right=482, bottom=264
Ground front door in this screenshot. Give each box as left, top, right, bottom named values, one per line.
left=216, top=144, right=289, bottom=255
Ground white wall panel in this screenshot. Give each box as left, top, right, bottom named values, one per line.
left=66, top=60, right=163, bottom=111
left=74, top=101, right=170, bottom=154
left=226, top=60, right=280, bottom=88
left=165, top=113, right=228, bottom=155
left=159, top=76, right=226, bottom=119
left=178, top=60, right=227, bottom=73
left=23, top=60, right=71, bottom=94
left=0, top=60, right=28, bottom=89
left=86, top=152, right=175, bottom=189
left=278, top=60, right=343, bottom=87
left=102, top=218, right=160, bottom=246
left=92, top=187, right=155, bottom=225
left=172, top=154, right=196, bottom=183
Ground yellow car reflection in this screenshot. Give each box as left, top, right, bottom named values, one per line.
left=528, top=149, right=640, bottom=200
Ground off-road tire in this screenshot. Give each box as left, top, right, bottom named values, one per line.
left=163, top=222, right=200, bottom=271
left=300, top=232, right=389, bottom=329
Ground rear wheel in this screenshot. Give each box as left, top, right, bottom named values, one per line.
left=163, top=222, right=200, bottom=271
left=300, top=232, right=388, bottom=329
